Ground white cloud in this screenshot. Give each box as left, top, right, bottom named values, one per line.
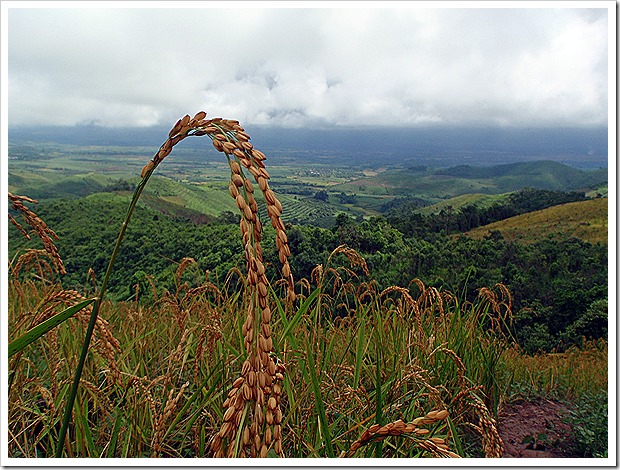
left=5, top=3, right=610, bottom=128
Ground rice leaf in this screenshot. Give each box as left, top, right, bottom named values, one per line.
left=305, top=348, right=334, bottom=457
left=8, top=298, right=96, bottom=357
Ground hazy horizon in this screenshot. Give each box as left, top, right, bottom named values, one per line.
left=8, top=123, right=609, bottom=170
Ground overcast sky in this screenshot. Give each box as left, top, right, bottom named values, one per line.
left=4, top=2, right=611, bottom=129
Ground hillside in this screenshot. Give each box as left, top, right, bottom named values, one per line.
left=464, top=198, right=608, bottom=245
left=331, top=160, right=607, bottom=203
left=416, top=193, right=510, bottom=216
left=434, top=160, right=607, bottom=191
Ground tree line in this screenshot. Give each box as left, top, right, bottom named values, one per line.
left=385, top=188, right=587, bottom=237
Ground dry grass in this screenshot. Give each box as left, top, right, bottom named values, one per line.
left=8, top=245, right=592, bottom=459
left=8, top=192, right=66, bottom=276
left=502, top=339, right=608, bottom=401
left=465, top=198, right=608, bottom=245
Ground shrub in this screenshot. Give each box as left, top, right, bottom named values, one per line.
left=565, top=390, right=608, bottom=457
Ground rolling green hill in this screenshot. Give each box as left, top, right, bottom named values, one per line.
left=435, top=160, right=607, bottom=191
left=464, top=197, right=608, bottom=245
left=9, top=170, right=121, bottom=200
left=144, top=177, right=237, bottom=217
left=331, top=160, right=607, bottom=204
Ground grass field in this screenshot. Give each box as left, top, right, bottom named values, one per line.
left=8, top=247, right=608, bottom=459
left=464, top=198, right=608, bottom=245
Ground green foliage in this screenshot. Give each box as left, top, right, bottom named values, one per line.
left=507, top=187, right=587, bottom=212
left=313, top=189, right=329, bottom=202
left=565, top=391, right=608, bottom=457
left=518, top=323, right=554, bottom=356
left=564, top=299, right=608, bottom=344
left=8, top=187, right=608, bottom=353
left=337, top=192, right=357, bottom=204
left=8, top=194, right=245, bottom=298
left=8, top=298, right=96, bottom=357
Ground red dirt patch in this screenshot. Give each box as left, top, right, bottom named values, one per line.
left=498, top=398, right=579, bottom=458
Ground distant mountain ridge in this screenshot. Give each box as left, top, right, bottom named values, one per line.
left=435, top=160, right=599, bottom=178
left=433, top=160, right=607, bottom=191
left=333, top=160, right=607, bottom=201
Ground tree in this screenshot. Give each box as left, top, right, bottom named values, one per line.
left=314, top=190, right=329, bottom=202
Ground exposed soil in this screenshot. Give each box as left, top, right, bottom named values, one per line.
left=498, top=398, right=580, bottom=458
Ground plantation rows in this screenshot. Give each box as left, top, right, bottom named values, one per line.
left=146, top=178, right=237, bottom=217
left=255, top=194, right=336, bottom=226
left=139, top=176, right=339, bottom=226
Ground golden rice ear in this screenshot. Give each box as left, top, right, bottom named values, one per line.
left=141, top=160, right=155, bottom=178
left=180, top=114, right=191, bottom=127
left=193, top=111, right=207, bottom=121
left=168, top=118, right=183, bottom=137
left=8, top=193, right=66, bottom=275
left=138, top=114, right=295, bottom=458
left=251, top=149, right=266, bottom=161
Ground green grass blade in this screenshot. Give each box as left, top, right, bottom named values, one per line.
left=8, top=298, right=96, bottom=357
left=322, top=328, right=337, bottom=371
left=121, top=423, right=132, bottom=458
left=78, top=399, right=96, bottom=456
left=106, top=410, right=123, bottom=458
left=446, top=415, right=464, bottom=457
left=353, top=320, right=366, bottom=389
left=374, top=342, right=383, bottom=458
left=279, top=287, right=321, bottom=341
left=305, top=348, right=334, bottom=457
left=166, top=366, right=221, bottom=442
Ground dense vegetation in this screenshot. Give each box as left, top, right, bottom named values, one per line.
left=385, top=187, right=588, bottom=236
left=7, top=197, right=608, bottom=459
left=9, top=188, right=607, bottom=354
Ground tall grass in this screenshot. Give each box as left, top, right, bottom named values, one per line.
left=8, top=258, right=511, bottom=458
left=502, top=339, right=608, bottom=401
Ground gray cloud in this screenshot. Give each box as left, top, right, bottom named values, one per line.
left=6, top=4, right=610, bottom=128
